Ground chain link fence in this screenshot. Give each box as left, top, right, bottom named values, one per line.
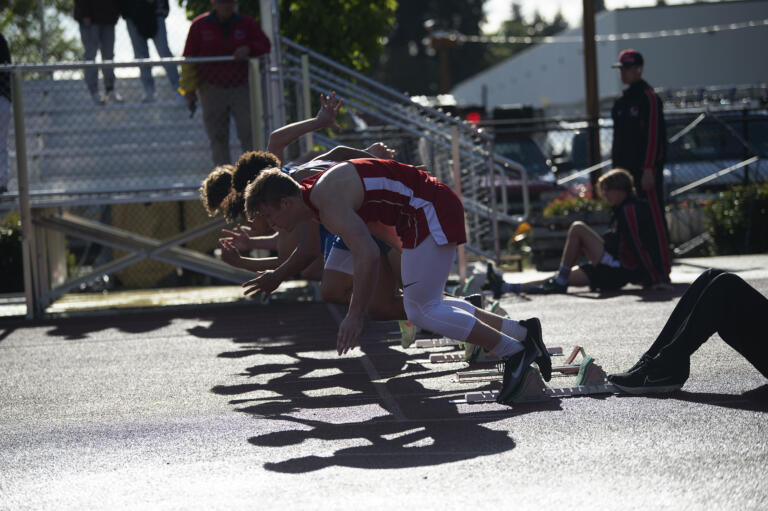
left=0, top=57, right=271, bottom=298
left=475, top=105, right=767, bottom=250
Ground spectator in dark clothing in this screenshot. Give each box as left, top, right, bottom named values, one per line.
left=486, top=168, right=670, bottom=296
left=120, top=0, right=182, bottom=103
left=179, top=0, right=271, bottom=165
left=74, top=0, right=122, bottom=104
left=609, top=269, right=768, bottom=393
left=610, top=49, right=671, bottom=279
left=0, top=32, right=10, bottom=193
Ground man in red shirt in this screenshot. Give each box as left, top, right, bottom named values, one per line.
left=180, top=0, right=271, bottom=165
left=243, top=159, right=553, bottom=404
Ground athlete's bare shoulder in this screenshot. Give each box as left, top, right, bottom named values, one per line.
left=313, top=162, right=363, bottom=210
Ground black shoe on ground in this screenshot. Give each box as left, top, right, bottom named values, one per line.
left=496, top=345, right=539, bottom=404
left=608, top=356, right=689, bottom=394
left=528, top=277, right=567, bottom=295
left=486, top=262, right=504, bottom=299
left=0, top=185, right=7, bottom=195
left=625, top=353, right=653, bottom=374
left=520, top=317, right=552, bottom=381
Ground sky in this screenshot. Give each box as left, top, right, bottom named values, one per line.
left=65, top=0, right=701, bottom=62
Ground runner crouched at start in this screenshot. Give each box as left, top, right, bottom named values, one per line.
left=243, top=158, right=552, bottom=403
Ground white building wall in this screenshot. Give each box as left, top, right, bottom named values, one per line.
left=451, top=0, right=768, bottom=113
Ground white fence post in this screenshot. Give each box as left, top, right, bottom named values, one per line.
left=451, top=126, right=467, bottom=286
left=11, top=69, right=39, bottom=318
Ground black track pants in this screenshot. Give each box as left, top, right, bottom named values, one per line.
left=646, top=269, right=768, bottom=378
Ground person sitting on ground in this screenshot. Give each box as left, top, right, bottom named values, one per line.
left=487, top=168, right=671, bottom=297
left=243, top=159, right=552, bottom=404
left=608, top=269, right=768, bottom=393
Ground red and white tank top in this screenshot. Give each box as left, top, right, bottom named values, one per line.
left=301, top=158, right=466, bottom=249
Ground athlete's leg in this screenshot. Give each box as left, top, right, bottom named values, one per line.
left=655, top=272, right=768, bottom=377
left=401, top=236, right=521, bottom=352
left=367, top=253, right=406, bottom=321
left=643, top=268, right=725, bottom=358
left=508, top=222, right=604, bottom=293
left=322, top=244, right=405, bottom=320
left=560, top=221, right=605, bottom=268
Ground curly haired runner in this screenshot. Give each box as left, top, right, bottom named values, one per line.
left=244, top=158, right=552, bottom=403
left=199, top=164, right=235, bottom=217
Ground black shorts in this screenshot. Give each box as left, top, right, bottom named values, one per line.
left=580, top=263, right=640, bottom=291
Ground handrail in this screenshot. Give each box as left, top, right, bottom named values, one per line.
left=670, top=156, right=760, bottom=196
left=280, top=36, right=492, bottom=142
left=0, top=55, right=242, bottom=72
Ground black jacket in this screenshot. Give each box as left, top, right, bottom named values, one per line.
left=610, top=196, right=670, bottom=285
left=611, top=79, right=667, bottom=175
left=119, top=0, right=159, bottom=39
left=74, top=0, right=120, bottom=26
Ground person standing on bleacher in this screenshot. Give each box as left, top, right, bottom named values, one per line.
left=120, top=0, right=183, bottom=104
left=179, top=0, right=271, bottom=166
left=74, top=0, right=123, bottom=105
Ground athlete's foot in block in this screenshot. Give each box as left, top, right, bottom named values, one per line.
left=520, top=317, right=552, bottom=381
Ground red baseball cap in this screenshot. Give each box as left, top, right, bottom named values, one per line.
left=612, top=49, right=644, bottom=68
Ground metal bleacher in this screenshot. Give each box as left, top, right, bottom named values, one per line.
left=3, top=31, right=529, bottom=317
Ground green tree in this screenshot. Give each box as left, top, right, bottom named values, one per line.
left=1, top=0, right=80, bottom=63
left=484, top=3, right=569, bottom=70
left=179, top=0, right=397, bottom=71
left=367, top=0, right=488, bottom=96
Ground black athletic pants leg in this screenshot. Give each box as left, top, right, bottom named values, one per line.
left=648, top=269, right=768, bottom=378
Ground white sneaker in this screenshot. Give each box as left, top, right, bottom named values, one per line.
left=106, top=90, right=123, bottom=103
left=91, top=91, right=105, bottom=105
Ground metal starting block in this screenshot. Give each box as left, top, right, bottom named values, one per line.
left=415, top=338, right=463, bottom=349
left=457, top=345, right=593, bottom=382
left=427, top=344, right=564, bottom=365
left=455, top=349, right=619, bottom=404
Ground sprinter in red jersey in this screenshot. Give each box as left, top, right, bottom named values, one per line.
left=244, top=158, right=552, bottom=403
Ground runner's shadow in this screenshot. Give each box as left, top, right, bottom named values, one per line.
left=204, top=302, right=564, bottom=472
left=252, top=412, right=519, bottom=473
left=245, top=381, right=563, bottom=473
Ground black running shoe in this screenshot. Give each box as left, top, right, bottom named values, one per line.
left=520, top=317, right=552, bottom=382
left=624, top=353, right=653, bottom=374
left=463, top=293, right=483, bottom=309
left=496, top=345, right=538, bottom=404
left=608, top=357, right=689, bottom=394
left=528, top=277, right=567, bottom=295
left=486, top=262, right=504, bottom=299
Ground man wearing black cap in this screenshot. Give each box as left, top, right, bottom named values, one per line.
left=610, top=49, right=671, bottom=284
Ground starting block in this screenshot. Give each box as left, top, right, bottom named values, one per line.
left=415, top=338, right=463, bottom=349
left=454, top=347, right=619, bottom=404
left=457, top=345, right=591, bottom=383
left=427, top=343, right=563, bottom=365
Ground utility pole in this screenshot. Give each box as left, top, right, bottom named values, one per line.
left=582, top=0, right=602, bottom=189
left=427, top=30, right=457, bottom=94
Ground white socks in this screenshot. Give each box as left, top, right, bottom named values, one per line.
left=489, top=335, right=524, bottom=358
left=501, top=317, right=527, bottom=342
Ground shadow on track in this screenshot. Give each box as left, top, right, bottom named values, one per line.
left=656, top=384, right=768, bottom=412
left=195, top=302, right=563, bottom=472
